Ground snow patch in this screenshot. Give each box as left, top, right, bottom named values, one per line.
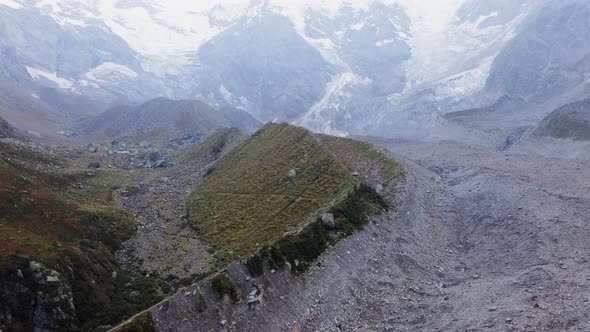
left=402, top=0, right=529, bottom=95
left=78, top=79, right=100, bottom=88
left=94, top=0, right=249, bottom=75
left=85, top=62, right=138, bottom=82
left=376, top=39, right=396, bottom=47
left=0, top=0, right=22, bottom=9
left=296, top=72, right=372, bottom=136
left=351, top=21, right=366, bottom=31
left=219, top=84, right=233, bottom=102
left=433, top=56, right=495, bottom=100
left=26, top=66, right=74, bottom=89
left=35, top=0, right=95, bottom=27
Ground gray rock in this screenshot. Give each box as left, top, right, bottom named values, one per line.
left=321, top=213, right=336, bottom=230
left=87, top=162, right=101, bottom=169
left=86, top=145, right=98, bottom=153
left=149, top=152, right=162, bottom=162
left=288, top=169, right=297, bottom=179
left=246, top=288, right=261, bottom=305
left=29, top=261, right=41, bottom=272
left=374, top=183, right=383, bottom=193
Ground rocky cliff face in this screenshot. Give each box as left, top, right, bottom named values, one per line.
left=485, top=0, right=590, bottom=99
left=0, top=259, right=77, bottom=331
left=195, top=10, right=336, bottom=122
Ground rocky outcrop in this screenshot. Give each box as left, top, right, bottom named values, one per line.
left=0, top=259, right=77, bottom=331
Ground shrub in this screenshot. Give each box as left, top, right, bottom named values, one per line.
left=245, top=254, right=264, bottom=277
left=263, top=183, right=388, bottom=274
left=123, top=186, right=141, bottom=197
left=210, top=273, right=238, bottom=302
left=196, top=292, right=207, bottom=313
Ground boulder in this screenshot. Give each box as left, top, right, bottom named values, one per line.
left=29, top=261, right=41, bottom=272
left=87, top=162, right=101, bottom=169
left=288, top=169, right=297, bottom=179
left=321, top=213, right=335, bottom=230
left=86, top=145, right=98, bottom=153
left=164, top=143, right=178, bottom=150
left=149, top=152, right=162, bottom=162
left=374, top=183, right=383, bottom=193
left=246, top=288, right=260, bottom=304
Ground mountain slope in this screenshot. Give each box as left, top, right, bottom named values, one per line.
left=195, top=10, right=336, bottom=122
left=0, top=115, right=21, bottom=139
left=510, top=98, right=590, bottom=160
left=186, top=124, right=354, bottom=259
left=533, top=98, right=590, bottom=141
left=0, top=133, right=166, bottom=331
left=485, top=0, right=590, bottom=99
left=80, top=98, right=260, bottom=142
left=186, top=123, right=401, bottom=261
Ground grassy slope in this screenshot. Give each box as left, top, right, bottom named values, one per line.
left=0, top=141, right=164, bottom=331
left=318, top=134, right=402, bottom=186
left=187, top=124, right=402, bottom=262
left=187, top=124, right=355, bottom=260
left=534, top=99, right=590, bottom=140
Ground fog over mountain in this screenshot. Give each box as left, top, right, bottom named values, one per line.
left=2, top=0, right=589, bottom=148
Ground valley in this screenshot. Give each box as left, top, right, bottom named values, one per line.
left=1, top=0, right=590, bottom=331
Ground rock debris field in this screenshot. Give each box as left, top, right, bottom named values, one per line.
left=128, top=138, right=590, bottom=332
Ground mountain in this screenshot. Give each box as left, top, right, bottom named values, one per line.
left=510, top=98, right=590, bottom=160
left=1, top=0, right=590, bottom=147
left=485, top=0, right=590, bottom=100
left=0, top=81, right=103, bottom=139
left=80, top=97, right=260, bottom=143
left=0, top=2, right=141, bottom=101
left=194, top=10, right=336, bottom=122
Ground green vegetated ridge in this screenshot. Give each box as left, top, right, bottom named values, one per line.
left=182, top=127, right=246, bottom=162
left=187, top=123, right=401, bottom=263
left=534, top=99, right=590, bottom=141
left=0, top=140, right=165, bottom=331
